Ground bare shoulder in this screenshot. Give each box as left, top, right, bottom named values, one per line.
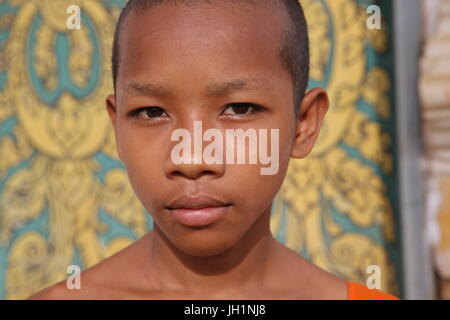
left=28, top=233, right=152, bottom=300
left=26, top=264, right=116, bottom=300
left=27, top=280, right=81, bottom=300
left=273, top=241, right=348, bottom=300
left=307, top=264, right=348, bottom=300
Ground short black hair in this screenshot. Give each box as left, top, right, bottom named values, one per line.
left=111, top=0, right=309, bottom=112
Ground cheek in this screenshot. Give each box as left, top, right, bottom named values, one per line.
left=117, top=128, right=168, bottom=204
left=225, top=158, right=288, bottom=216
left=243, top=128, right=292, bottom=209
left=118, top=123, right=170, bottom=168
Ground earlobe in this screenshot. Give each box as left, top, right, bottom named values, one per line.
left=290, top=88, right=329, bottom=159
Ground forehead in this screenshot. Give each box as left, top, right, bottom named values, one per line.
left=120, top=1, right=287, bottom=46
left=116, top=1, right=290, bottom=94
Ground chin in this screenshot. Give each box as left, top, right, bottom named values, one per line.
left=169, top=228, right=240, bottom=257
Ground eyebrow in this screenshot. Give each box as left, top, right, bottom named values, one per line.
left=125, top=78, right=271, bottom=98
left=125, top=82, right=170, bottom=97
left=205, top=78, right=272, bottom=96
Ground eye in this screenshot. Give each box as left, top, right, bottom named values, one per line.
left=128, top=107, right=168, bottom=121
left=221, top=103, right=264, bottom=117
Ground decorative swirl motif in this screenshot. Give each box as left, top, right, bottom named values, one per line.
left=1, top=0, right=149, bottom=299
left=0, top=0, right=400, bottom=299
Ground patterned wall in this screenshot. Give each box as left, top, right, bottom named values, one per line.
left=0, top=0, right=402, bottom=299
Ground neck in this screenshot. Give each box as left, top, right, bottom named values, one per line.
left=145, top=205, right=278, bottom=297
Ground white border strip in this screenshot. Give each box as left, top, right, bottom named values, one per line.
left=394, top=0, right=437, bottom=299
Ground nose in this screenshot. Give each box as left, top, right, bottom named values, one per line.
left=166, top=159, right=225, bottom=180
left=164, top=122, right=225, bottom=180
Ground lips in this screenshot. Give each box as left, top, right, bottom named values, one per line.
left=166, top=194, right=232, bottom=227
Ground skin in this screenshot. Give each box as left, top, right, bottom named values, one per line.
left=29, top=1, right=347, bottom=299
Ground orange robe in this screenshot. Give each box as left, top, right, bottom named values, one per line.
left=346, top=281, right=400, bottom=300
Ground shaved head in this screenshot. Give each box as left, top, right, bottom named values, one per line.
left=111, top=0, right=309, bottom=111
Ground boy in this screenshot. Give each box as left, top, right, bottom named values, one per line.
left=29, top=0, right=398, bottom=299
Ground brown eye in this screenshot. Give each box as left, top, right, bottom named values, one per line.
left=145, top=107, right=166, bottom=118
left=222, top=103, right=263, bottom=117
left=232, top=104, right=251, bottom=114
left=128, top=106, right=168, bottom=120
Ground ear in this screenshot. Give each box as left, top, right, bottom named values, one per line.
left=105, top=94, right=124, bottom=161
left=290, top=87, right=329, bottom=159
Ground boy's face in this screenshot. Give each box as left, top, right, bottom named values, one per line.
left=106, top=2, right=327, bottom=256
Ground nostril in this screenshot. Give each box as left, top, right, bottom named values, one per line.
left=171, top=170, right=184, bottom=177
left=170, top=169, right=217, bottom=180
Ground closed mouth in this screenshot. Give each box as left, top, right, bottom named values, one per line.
left=166, top=194, right=231, bottom=210
left=165, top=194, right=232, bottom=227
